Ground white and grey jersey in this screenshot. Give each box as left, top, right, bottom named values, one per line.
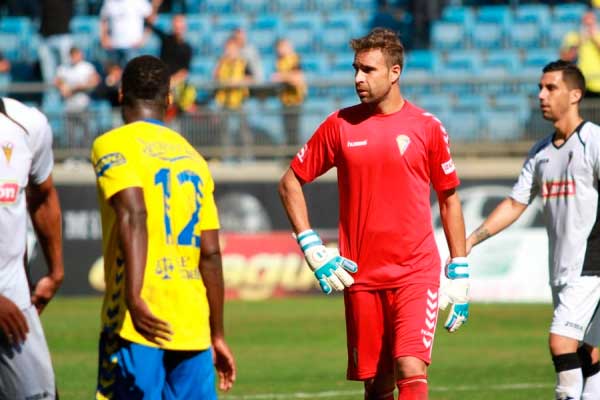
left=511, top=121, right=600, bottom=286
left=0, top=98, right=54, bottom=309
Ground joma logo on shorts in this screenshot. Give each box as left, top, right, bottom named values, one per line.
left=565, top=321, right=584, bottom=331
left=25, top=391, right=51, bottom=400
left=0, top=181, right=18, bottom=204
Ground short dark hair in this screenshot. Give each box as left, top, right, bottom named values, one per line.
left=350, top=28, right=404, bottom=70
left=121, top=55, right=170, bottom=107
left=543, top=60, right=586, bottom=95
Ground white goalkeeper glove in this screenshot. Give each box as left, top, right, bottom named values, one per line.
left=439, top=257, right=470, bottom=333
left=296, top=229, right=358, bottom=294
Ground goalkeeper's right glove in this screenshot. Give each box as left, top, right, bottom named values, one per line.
left=439, top=257, right=470, bottom=333
left=296, top=229, right=358, bottom=295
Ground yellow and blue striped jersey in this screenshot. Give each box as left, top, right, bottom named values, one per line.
left=91, top=119, right=219, bottom=350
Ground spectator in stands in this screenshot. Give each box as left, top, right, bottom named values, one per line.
left=560, top=10, right=600, bottom=98
left=100, top=0, right=161, bottom=67
left=232, top=27, right=264, bottom=83
left=271, top=39, right=306, bottom=146
left=54, top=47, right=100, bottom=146
left=213, top=37, right=253, bottom=160
left=0, top=52, right=11, bottom=75
left=38, top=0, right=73, bottom=83
left=92, top=61, right=122, bottom=107
left=146, top=14, right=196, bottom=118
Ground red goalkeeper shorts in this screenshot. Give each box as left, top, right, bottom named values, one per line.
left=344, top=283, right=440, bottom=380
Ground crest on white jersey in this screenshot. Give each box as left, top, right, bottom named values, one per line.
left=396, top=135, right=410, bottom=155
left=2, top=142, right=13, bottom=165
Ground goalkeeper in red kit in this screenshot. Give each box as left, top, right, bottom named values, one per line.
left=278, top=28, right=469, bottom=400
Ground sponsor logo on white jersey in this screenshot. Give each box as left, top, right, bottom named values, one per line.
left=0, top=181, right=19, bottom=204
left=347, top=140, right=368, bottom=147
left=396, top=135, right=410, bottom=155
left=441, top=159, right=455, bottom=175
left=542, top=180, right=576, bottom=198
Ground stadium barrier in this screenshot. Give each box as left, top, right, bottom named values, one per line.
left=30, top=177, right=551, bottom=302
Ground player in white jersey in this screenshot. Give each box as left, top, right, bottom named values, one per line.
left=0, top=97, right=64, bottom=399
left=466, top=60, right=600, bottom=400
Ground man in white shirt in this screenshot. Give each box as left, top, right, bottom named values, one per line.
left=100, top=0, right=161, bottom=66
left=0, top=97, right=64, bottom=400
left=466, top=60, right=600, bottom=400
left=54, top=47, right=100, bottom=146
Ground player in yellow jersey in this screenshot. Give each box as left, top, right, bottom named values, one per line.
left=92, top=55, right=235, bottom=399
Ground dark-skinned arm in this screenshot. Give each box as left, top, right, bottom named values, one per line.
left=111, top=187, right=172, bottom=345
left=27, top=175, right=64, bottom=314
left=200, top=229, right=236, bottom=391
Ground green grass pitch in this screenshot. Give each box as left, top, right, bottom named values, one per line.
left=42, top=296, right=554, bottom=399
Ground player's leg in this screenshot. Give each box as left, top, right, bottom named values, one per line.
left=96, top=332, right=165, bottom=400
left=390, top=283, right=440, bottom=400
left=0, top=305, right=56, bottom=399
left=163, top=348, right=216, bottom=400
left=344, top=290, right=395, bottom=399
left=549, top=277, right=600, bottom=400
left=580, top=286, right=600, bottom=400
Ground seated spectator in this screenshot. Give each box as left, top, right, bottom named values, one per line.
left=92, top=61, right=122, bottom=107
left=271, top=39, right=306, bottom=145
left=560, top=10, right=600, bottom=98
left=54, top=47, right=100, bottom=146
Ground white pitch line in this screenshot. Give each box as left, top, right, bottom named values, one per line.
left=222, top=382, right=553, bottom=399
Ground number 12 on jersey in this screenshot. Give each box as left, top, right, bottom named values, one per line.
left=154, top=168, right=204, bottom=248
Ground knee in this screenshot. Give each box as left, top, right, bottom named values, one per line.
left=578, top=346, right=600, bottom=378
left=395, top=356, right=427, bottom=379
left=364, top=377, right=395, bottom=400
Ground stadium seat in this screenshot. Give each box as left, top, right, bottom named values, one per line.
left=476, top=5, right=512, bottom=27
left=275, top=0, right=311, bottom=14
left=471, top=22, right=505, bottom=49
left=455, top=93, right=490, bottom=112
left=285, top=13, right=323, bottom=31
left=300, top=53, right=329, bottom=81
left=494, top=94, right=531, bottom=124
left=0, top=33, right=22, bottom=61
left=155, top=13, right=173, bottom=32
left=325, top=10, right=365, bottom=37
left=330, top=52, right=355, bottom=75
left=311, top=0, right=345, bottom=13
left=189, top=57, right=216, bottom=82
left=70, top=33, right=97, bottom=60
left=213, top=14, right=248, bottom=32
left=300, top=97, right=337, bottom=143
left=547, top=22, right=577, bottom=49
left=444, top=109, right=480, bottom=141
left=348, top=0, right=378, bottom=13
left=237, top=0, right=272, bottom=15
left=70, top=15, right=99, bottom=35
left=443, top=50, right=482, bottom=74
left=508, top=21, right=543, bottom=49
left=285, top=26, right=319, bottom=54
left=185, top=14, right=209, bottom=35
left=441, top=5, right=475, bottom=26
left=320, top=24, right=352, bottom=52
left=431, top=21, right=467, bottom=50
left=203, top=0, right=236, bottom=14
left=139, top=35, right=161, bottom=57
left=248, top=16, right=281, bottom=53
left=483, top=109, right=524, bottom=141
left=553, top=3, right=587, bottom=24
left=0, top=17, right=31, bottom=36
left=89, top=100, right=113, bottom=135
left=514, top=4, right=551, bottom=28
left=184, top=0, right=203, bottom=13
left=403, top=49, right=440, bottom=79
left=415, top=93, right=452, bottom=116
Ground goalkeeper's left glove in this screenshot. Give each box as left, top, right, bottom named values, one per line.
left=439, top=257, right=470, bottom=333
left=296, top=229, right=358, bottom=295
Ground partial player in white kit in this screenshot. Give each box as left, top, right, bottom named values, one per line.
left=0, top=97, right=64, bottom=399
left=466, top=60, right=600, bottom=400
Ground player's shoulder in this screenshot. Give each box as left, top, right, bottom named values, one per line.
left=405, top=100, right=447, bottom=131
left=528, top=134, right=553, bottom=158
left=576, top=120, right=600, bottom=144
left=2, top=97, right=48, bottom=129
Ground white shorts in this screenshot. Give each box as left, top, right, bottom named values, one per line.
left=550, top=276, right=600, bottom=345
left=0, top=305, right=56, bottom=400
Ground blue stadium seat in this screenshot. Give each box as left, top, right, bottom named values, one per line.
left=441, top=5, right=475, bottom=26
left=189, top=58, right=216, bottom=82
left=514, top=4, right=551, bottom=28
left=553, top=3, right=587, bottom=24
left=155, top=13, right=173, bottom=32
left=494, top=94, right=531, bottom=124
left=139, top=35, right=161, bottom=57
left=547, top=22, right=577, bottom=49
left=203, top=0, right=236, bottom=14
left=185, top=31, right=208, bottom=56
left=237, top=0, right=272, bottom=15
left=70, top=33, right=97, bottom=60
left=70, top=15, right=99, bottom=35
left=519, top=49, right=557, bottom=85
left=415, top=93, right=453, bottom=116
left=471, top=22, right=505, bottom=49
left=186, top=14, right=209, bottom=35
left=0, top=73, right=11, bottom=97
left=330, top=53, right=355, bottom=75
left=320, top=25, right=352, bottom=52
left=276, top=0, right=310, bottom=13
left=508, top=21, right=543, bottom=49
left=185, top=0, right=203, bottom=13
left=312, top=0, right=345, bottom=13
left=89, top=100, right=113, bottom=135
left=456, top=93, right=490, bottom=111
left=483, top=109, right=524, bottom=141
left=348, top=0, right=377, bottom=13
left=300, top=53, right=329, bottom=81
left=0, top=17, right=31, bottom=36
left=213, top=14, right=248, bottom=32
left=445, top=109, right=480, bottom=141
left=477, top=5, right=512, bottom=27
left=0, top=33, right=22, bottom=61
left=326, top=10, right=365, bottom=37
left=404, top=50, right=440, bottom=78
left=441, top=50, right=483, bottom=94
left=431, top=22, right=467, bottom=50
left=285, top=26, right=319, bottom=54
left=285, top=13, right=322, bottom=31
left=246, top=98, right=285, bottom=145
left=300, top=97, right=337, bottom=143
left=248, top=16, right=281, bottom=53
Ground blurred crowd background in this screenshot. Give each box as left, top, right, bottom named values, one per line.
left=0, top=0, right=598, bottom=161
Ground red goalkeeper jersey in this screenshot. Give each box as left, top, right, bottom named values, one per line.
left=290, top=101, right=460, bottom=290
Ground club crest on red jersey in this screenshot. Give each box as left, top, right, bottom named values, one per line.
left=396, top=135, right=410, bottom=155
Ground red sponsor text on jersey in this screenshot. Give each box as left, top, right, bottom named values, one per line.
left=542, top=180, right=576, bottom=198
left=0, top=181, right=18, bottom=204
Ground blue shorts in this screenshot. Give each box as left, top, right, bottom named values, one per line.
left=96, top=332, right=216, bottom=400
